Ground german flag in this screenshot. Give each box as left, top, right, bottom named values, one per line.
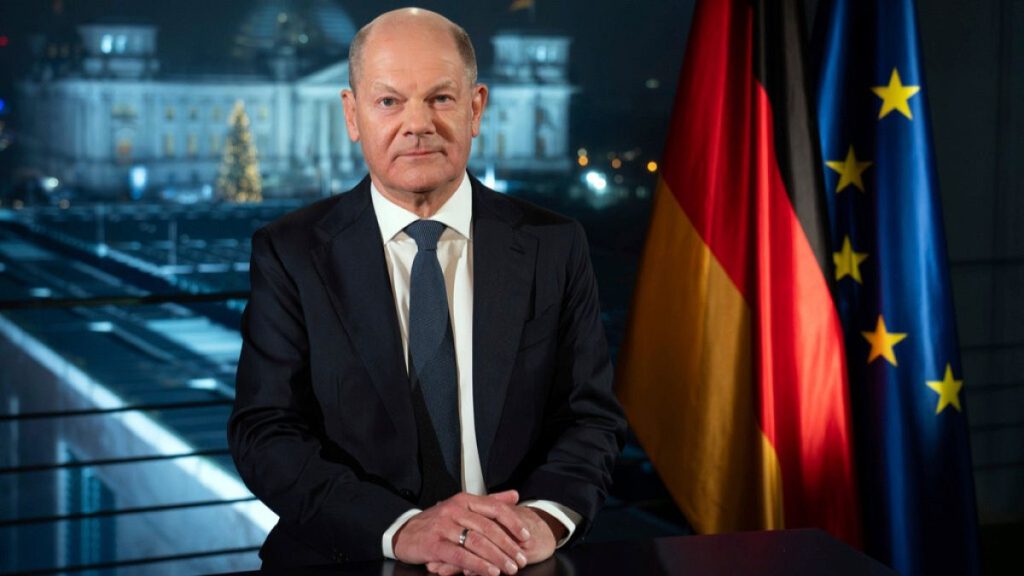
left=616, top=0, right=860, bottom=545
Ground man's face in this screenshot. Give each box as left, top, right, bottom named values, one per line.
left=341, top=24, right=487, bottom=199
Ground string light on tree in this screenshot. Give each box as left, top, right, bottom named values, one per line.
left=216, top=100, right=263, bottom=203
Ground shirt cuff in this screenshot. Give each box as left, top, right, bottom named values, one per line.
left=381, top=508, right=421, bottom=559
left=521, top=500, right=581, bottom=548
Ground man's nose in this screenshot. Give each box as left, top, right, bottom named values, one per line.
left=402, top=101, right=435, bottom=136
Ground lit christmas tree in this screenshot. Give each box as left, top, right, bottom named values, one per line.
left=216, top=100, right=263, bottom=203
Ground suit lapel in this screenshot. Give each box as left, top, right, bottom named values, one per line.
left=471, top=180, right=537, bottom=479
left=310, top=181, right=416, bottom=444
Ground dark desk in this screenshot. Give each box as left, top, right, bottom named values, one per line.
left=217, top=529, right=896, bottom=575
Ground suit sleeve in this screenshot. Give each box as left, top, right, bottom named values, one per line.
left=516, top=221, right=627, bottom=544
left=228, top=229, right=413, bottom=562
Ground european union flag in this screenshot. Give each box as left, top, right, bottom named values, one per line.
left=813, top=0, right=980, bottom=574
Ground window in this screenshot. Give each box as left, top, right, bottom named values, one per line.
left=61, top=448, right=116, bottom=574
left=111, top=104, right=137, bottom=120
left=163, top=134, right=175, bottom=157
left=115, top=139, right=132, bottom=163
left=164, top=107, right=175, bottom=121
left=187, top=134, right=198, bottom=158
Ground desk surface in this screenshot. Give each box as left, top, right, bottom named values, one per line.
left=219, top=529, right=897, bottom=576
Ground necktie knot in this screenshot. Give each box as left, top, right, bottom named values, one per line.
left=405, top=220, right=446, bottom=251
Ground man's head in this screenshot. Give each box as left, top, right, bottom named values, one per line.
left=341, top=8, right=487, bottom=205
left=348, top=10, right=478, bottom=94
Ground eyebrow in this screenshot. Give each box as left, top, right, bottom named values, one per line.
left=427, top=80, right=458, bottom=93
left=368, top=81, right=399, bottom=94
left=367, top=79, right=459, bottom=95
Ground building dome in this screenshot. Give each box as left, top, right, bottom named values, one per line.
left=235, top=0, right=357, bottom=57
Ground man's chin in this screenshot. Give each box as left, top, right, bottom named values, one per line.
left=391, top=169, right=463, bottom=196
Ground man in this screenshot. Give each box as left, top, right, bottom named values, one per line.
left=228, top=8, right=625, bottom=575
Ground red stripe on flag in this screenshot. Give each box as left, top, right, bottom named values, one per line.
left=751, top=80, right=860, bottom=546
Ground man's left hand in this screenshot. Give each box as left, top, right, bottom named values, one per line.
left=516, top=507, right=563, bottom=563
left=426, top=506, right=563, bottom=575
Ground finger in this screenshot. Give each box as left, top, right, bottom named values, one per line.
left=487, top=490, right=519, bottom=505
left=427, top=562, right=463, bottom=576
left=439, top=542, right=502, bottom=576
left=460, top=526, right=522, bottom=574
left=467, top=499, right=531, bottom=543
left=458, top=513, right=527, bottom=568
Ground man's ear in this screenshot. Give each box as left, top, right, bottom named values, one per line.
left=470, top=83, right=488, bottom=137
left=340, top=89, right=360, bottom=142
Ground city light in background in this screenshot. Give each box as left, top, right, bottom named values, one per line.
left=585, top=170, right=608, bottom=194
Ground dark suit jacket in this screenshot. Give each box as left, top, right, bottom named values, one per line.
left=228, top=175, right=626, bottom=566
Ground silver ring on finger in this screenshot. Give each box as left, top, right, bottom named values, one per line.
left=458, top=527, right=470, bottom=547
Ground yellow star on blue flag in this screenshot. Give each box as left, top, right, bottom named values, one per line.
left=826, top=146, right=873, bottom=193
left=926, top=364, right=963, bottom=414
left=861, top=315, right=908, bottom=366
left=871, top=68, right=920, bottom=120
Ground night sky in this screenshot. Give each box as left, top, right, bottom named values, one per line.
left=0, top=0, right=695, bottom=165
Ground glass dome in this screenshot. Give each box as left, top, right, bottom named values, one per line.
left=235, top=0, right=357, bottom=56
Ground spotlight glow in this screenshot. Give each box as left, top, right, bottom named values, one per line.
left=585, top=170, right=608, bottom=194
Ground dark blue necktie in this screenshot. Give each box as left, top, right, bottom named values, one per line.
left=404, top=220, right=461, bottom=499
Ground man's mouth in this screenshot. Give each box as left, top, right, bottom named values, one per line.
left=399, top=149, right=442, bottom=157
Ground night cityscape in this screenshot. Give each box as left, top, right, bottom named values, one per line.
left=0, top=1, right=691, bottom=573
left=0, top=0, right=1021, bottom=575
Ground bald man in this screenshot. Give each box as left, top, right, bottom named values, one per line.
left=229, top=9, right=625, bottom=575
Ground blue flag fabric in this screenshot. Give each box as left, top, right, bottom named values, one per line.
left=813, top=1, right=980, bottom=574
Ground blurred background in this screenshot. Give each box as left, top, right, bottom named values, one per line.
left=0, top=0, right=1019, bottom=574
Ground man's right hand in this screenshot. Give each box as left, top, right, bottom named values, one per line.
left=392, top=490, right=531, bottom=576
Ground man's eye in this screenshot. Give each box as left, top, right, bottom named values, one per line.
left=434, top=95, right=454, bottom=104
left=379, top=97, right=397, bottom=107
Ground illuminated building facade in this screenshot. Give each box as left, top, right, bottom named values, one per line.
left=16, top=1, right=574, bottom=197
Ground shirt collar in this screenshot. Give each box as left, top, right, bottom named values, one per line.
left=370, top=172, right=473, bottom=243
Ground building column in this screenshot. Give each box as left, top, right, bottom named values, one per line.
left=335, top=101, right=353, bottom=174
left=318, top=101, right=332, bottom=195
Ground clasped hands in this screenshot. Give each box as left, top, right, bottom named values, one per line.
left=393, top=490, right=564, bottom=575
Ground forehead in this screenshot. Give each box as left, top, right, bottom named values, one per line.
left=360, top=24, right=465, bottom=84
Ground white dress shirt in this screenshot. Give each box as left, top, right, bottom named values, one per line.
left=369, top=174, right=580, bottom=558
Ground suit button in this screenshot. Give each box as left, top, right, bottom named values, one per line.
left=334, top=552, right=348, bottom=563
left=400, top=489, right=414, bottom=499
